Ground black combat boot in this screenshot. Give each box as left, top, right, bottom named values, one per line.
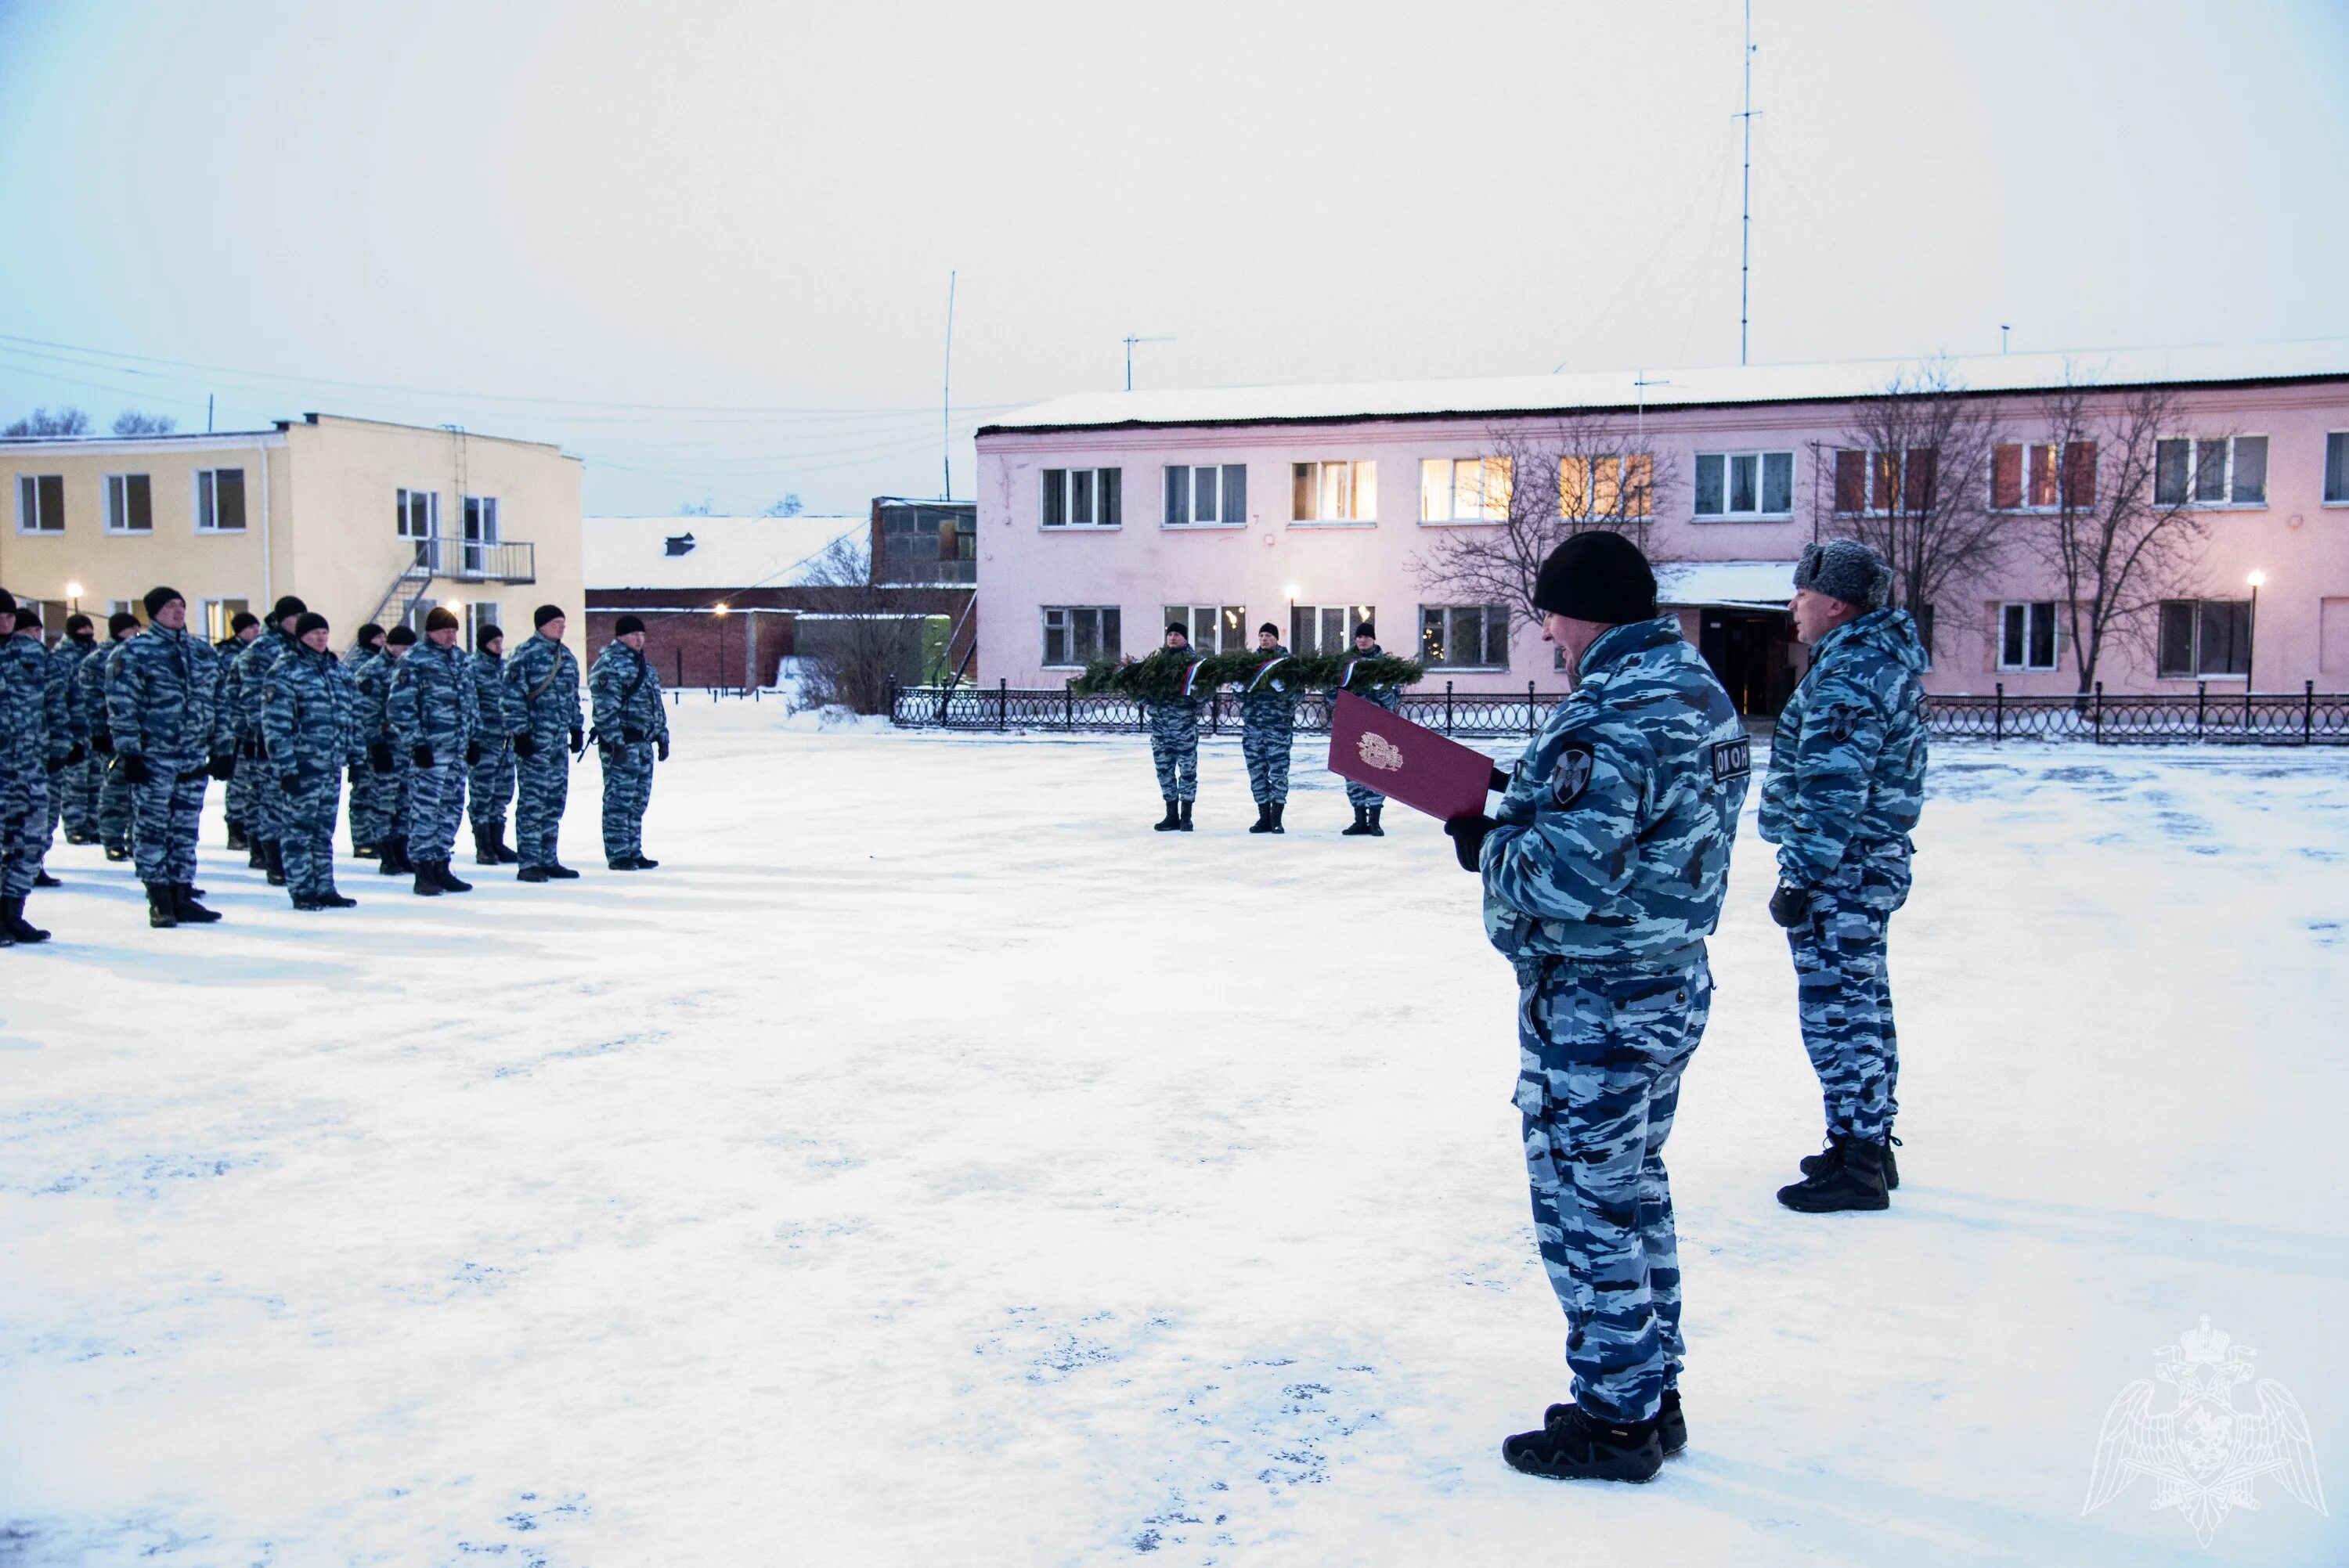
left=435, top=861, right=474, bottom=893
left=1366, top=805, right=1384, bottom=836
left=543, top=862, right=580, bottom=879
left=1777, top=1134, right=1891, bottom=1212
left=146, top=882, right=178, bottom=928
left=317, top=888, right=357, bottom=908
left=1178, top=800, right=1193, bottom=831
left=378, top=838, right=412, bottom=876
left=491, top=826, right=520, bottom=864
left=630, top=854, right=659, bottom=869
left=1248, top=802, right=1274, bottom=834
left=1269, top=801, right=1286, bottom=833
left=172, top=885, right=222, bottom=924
left=353, top=842, right=380, bottom=860
left=1799, top=1131, right=1900, bottom=1191
left=106, top=842, right=131, bottom=863
left=263, top=841, right=288, bottom=887
left=1153, top=798, right=1182, bottom=831
left=1502, top=1404, right=1663, bottom=1483
left=412, top=862, right=443, bottom=896
left=1, top=896, right=51, bottom=943
left=247, top=837, right=268, bottom=869
left=290, top=892, right=323, bottom=911
left=474, top=824, right=500, bottom=867
left=1546, top=1389, right=1685, bottom=1459
left=1341, top=805, right=1373, bottom=835
left=227, top=823, right=249, bottom=852
left=34, top=868, right=60, bottom=889
left=517, top=865, right=550, bottom=883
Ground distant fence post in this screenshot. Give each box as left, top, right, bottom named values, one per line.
left=1528, top=681, right=1538, bottom=736
left=1064, top=679, right=1073, bottom=733
left=2197, top=680, right=2206, bottom=741
left=998, top=677, right=1008, bottom=733
left=887, top=677, right=898, bottom=725
left=675, top=647, right=684, bottom=691
left=2093, top=681, right=2104, bottom=744
left=1445, top=680, right=1455, bottom=737
left=1994, top=682, right=2003, bottom=742
left=2306, top=679, right=2316, bottom=745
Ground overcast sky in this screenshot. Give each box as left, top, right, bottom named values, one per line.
left=2, top=0, right=2345, bottom=516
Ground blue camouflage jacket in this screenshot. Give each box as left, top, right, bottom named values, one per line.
left=388, top=639, right=478, bottom=757
left=1759, top=607, right=1929, bottom=888
left=503, top=632, right=582, bottom=747
left=1, top=631, right=69, bottom=773
left=1237, top=646, right=1298, bottom=730
left=106, top=623, right=231, bottom=763
left=589, top=641, right=669, bottom=744
left=235, top=629, right=298, bottom=739
left=50, top=633, right=100, bottom=744
left=77, top=633, right=133, bottom=744
left=262, top=643, right=362, bottom=779
left=350, top=649, right=400, bottom=755
left=1481, top=616, right=1751, bottom=971
left=1330, top=643, right=1402, bottom=714
left=468, top=649, right=510, bottom=749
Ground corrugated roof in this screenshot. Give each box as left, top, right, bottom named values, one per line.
left=583, top=515, right=865, bottom=592
left=980, top=339, right=2349, bottom=435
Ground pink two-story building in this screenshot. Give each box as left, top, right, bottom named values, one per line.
left=972, top=343, right=2349, bottom=713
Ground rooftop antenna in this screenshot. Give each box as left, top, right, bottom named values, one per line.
left=941, top=270, right=957, bottom=500
left=1633, top=369, right=1671, bottom=445
left=1123, top=334, right=1173, bottom=392
left=2001, top=323, right=2011, bottom=354
left=1735, top=0, right=1761, bottom=366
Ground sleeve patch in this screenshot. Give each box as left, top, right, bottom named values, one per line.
left=1549, top=743, right=1595, bottom=807
left=1711, top=737, right=1751, bottom=782
left=1824, top=704, right=1865, bottom=743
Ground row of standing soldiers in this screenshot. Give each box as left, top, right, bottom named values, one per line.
left=0, top=587, right=674, bottom=937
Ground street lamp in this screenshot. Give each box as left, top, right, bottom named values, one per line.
left=2245, top=571, right=2265, bottom=694
left=64, top=580, right=83, bottom=614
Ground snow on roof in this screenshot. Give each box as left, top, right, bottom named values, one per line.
left=980, top=339, right=2349, bottom=434
left=1657, top=560, right=1797, bottom=610
left=583, top=515, right=865, bottom=592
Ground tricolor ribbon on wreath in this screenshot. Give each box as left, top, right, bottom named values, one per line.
left=1247, top=656, right=1289, bottom=691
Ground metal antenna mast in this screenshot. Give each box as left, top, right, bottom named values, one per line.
left=1123, top=334, right=1173, bottom=392
left=941, top=270, right=957, bottom=500
left=1736, top=0, right=1759, bottom=366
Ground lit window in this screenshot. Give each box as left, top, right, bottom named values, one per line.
left=1291, top=460, right=1377, bottom=522
left=1419, top=457, right=1511, bottom=522
left=1420, top=604, right=1510, bottom=669
left=1558, top=454, right=1654, bottom=519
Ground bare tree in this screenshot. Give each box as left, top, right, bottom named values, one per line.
left=793, top=534, right=921, bottom=713
left=112, top=409, right=176, bottom=435
left=1411, top=413, right=1680, bottom=628
left=1804, top=362, right=2006, bottom=655
left=2024, top=381, right=2209, bottom=693
left=3, top=406, right=91, bottom=437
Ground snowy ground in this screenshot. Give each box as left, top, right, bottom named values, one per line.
left=3, top=704, right=2345, bottom=1566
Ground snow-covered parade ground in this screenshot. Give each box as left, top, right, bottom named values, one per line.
left=4, top=702, right=2344, bottom=1566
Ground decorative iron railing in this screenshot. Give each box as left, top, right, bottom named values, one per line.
left=889, top=678, right=2349, bottom=745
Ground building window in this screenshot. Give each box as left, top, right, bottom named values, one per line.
left=397, top=487, right=438, bottom=542
left=1997, top=601, right=2060, bottom=672
left=1163, top=463, right=1247, bottom=527
left=2155, top=436, right=2267, bottom=507
left=1041, top=605, right=1120, bottom=666
left=877, top=503, right=976, bottom=584
left=2157, top=598, right=2252, bottom=678
left=1290, top=604, right=1376, bottom=655
left=1040, top=467, right=1122, bottom=528
left=2326, top=433, right=2349, bottom=505
left=1990, top=443, right=2096, bottom=511
left=462, top=495, right=500, bottom=574
left=194, top=468, right=247, bottom=532
left=14, top=474, right=64, bottom=534
left=1558, top=454, right=1654, bottom=519
left=103, top=473, right=153, bottom=533
left=1420, top=457, right=1511, bottom=522
left=108, top=597, right=142, bottom=625
left=1420, top=604, right=1510, bottom=669
left=1292, top=460, right=1377, bottom=522
left=201, top=598, right=252, bottom=642
left=466, top=601, right=503, bottom=648
left=1692, top=450, right=1793, bottom=518
left=1162, top=604, right=1247, bottom=652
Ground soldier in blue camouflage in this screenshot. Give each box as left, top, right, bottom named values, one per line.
left=341, top=624, right=389, bottom=858
left=505, top=604, right=583, bottom=881
left=1762, top=539, right=1929, bottom=1214
left=352, top=625, right=414, bottom=872
left=14, top=607, right=75, bottom=896
left=388, top=607, right=480, bottom=894
left=106, top=587, right=236, bottom=928
left=49, top=613, right=102, bottom=847
left=1333, top=623, right=1399, bottom=836
left=1442, top=532, right=1750, bottom=1484
left=215, top=611, right=262, bottom=856
left=588, top=615, right=668, bottom=869
left=262, top=613, right=362, bottom=909
left=1142, top=623, right=1203, bottom=832
left=466, top=625, right=521, bottom=866
left=81, top=612, right=141, bottom=861
left=1238, top=623, right=1296, bottom=834
left=0, top=596, right=73, bottom=942
left=236, top=597, right=309, bottom=885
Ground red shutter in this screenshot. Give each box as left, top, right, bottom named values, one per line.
left=2062, top=441, right=2097, bottom=507
left=1992, top=444, right=2022, bottom=510
left=1904, top=447, right=1937, bottom=511
left=1834, top=449, right=1866, bottom=514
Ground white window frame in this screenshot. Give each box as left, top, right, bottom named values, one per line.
left=14, top=473, right=64, bottom=535
left=1692, top=449, right=1795, bottom=520
left=2155, top=436, right=2268, bottom=509
left=104, top=472, right=154, bottom=534
left=193, top=467, right=247, bottom=533
left=1419, top=456, right=1512, bottom=523
left=466, top=600, right=503, bottom=650
left=1163, top=463, right=1247, bottom=528
left=1038, top=467, right=1123, bottom=530
left=1996, top=600, right=2061, bottom=672
left=201, top=597, right=252, bottom=643
left=1162, top=604, right=1248, bottom=653
left=1290, top=604, right=1376, bottom=656
left=462, top=494, right=500, bottom=574
left=1557, top=452, right=1654, bottom=521
left=1418, top=604, right=1512, bottom=670
left=1041, top=604, right=1121, bottom=667
left=1291, top=460, right=1377, bottom=524
left=2326, top=432, right=2349, bottom=506
left=397, top=487, right=438, bottom=542
left=2156, top=597, right=2253, bottom=679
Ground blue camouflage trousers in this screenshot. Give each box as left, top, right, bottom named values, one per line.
left=246, top=744, right=284, bottom=845
left=130, top=760, right=206, bottom=886
left=279, top=770, right=344, bottom=898
left=1788, top=845, right=1909, bottom=1144
left=0, top=767, right=48, bottom=899
left=599, top=741, right=654, bottom=859
left=63, top=752, right=103, bottom=838
left=227, top=741, right=262, bottom=835
left=514, top=748, right=570, bottom=868
left=1241, top=721, right=1292, bottom=804
left=99, top=755, right=135, bottom=850
left=467, top=738, right=517, bottom=829
left=405, top=759, right=465, bottom=864
left=1343, top=772, right=1385, bottom=809
left=1516, top=954, right=1712, bottom=1426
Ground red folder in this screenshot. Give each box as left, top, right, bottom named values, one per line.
left=1326, top=690, right=1500, bottom=822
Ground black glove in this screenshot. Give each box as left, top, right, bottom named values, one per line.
left=1444, top=813, right=1496, bottom=873
left=92, top=732, right=114, bottom=755
left=622, top=727, right=646, bottom=744
left=1488, top=766, right=1510, bottom=792
left=44, top=755, right=65, bottom=774
left=121, top=753, right=152, bottom=784
left=655, top=735, right=669, bottom=762
left=64, top=743, right=85, bottom=766
left=208, top=751, right=236, bottom=781
left=1768, top=883, right=1813, bottom=928
left=370, top=742, right=395, bottom=774
left=570, top=725, right=585, bottom=755
left=242, top=736, right=262, bottom=760
left=412, top=744, right=435, bottom=769
left=514, top=733, right=537, bottom=759
left=280, top=773, right=302, bottom=793
left=465, top=741, right=482, bottom=766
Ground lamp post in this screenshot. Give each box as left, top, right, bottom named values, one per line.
left=1285, top=583, right=1301, bottom=647
left=65, top=580, right=83, bottom=615
left=2245, top=571, right=2265, bottom=693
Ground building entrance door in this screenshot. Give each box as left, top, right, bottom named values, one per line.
left=1699, top=608, right=1795, bottom=716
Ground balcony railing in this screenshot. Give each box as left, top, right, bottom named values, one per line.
left=406, top=534, right=537, bottom=584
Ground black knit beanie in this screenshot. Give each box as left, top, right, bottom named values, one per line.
left=357, top=623, right=386, bottom=649
left=1532, top=531, right=1657, bottom=623
left=109, top=611, right=140, bottom=637
left=294, top=612, right=330, bottom=639
left=533, top=604, right=565, bottom=629
left=423, top=607, right=460, bottom=633
left=270, top=594, right=308, bottom=625
left=613, top=615, right=646, bottom=637
left=144, top=585, right=184, bottom=618
left=231, top=611, right=261, bottom=633
left=386, top=625, right=418, bottom=647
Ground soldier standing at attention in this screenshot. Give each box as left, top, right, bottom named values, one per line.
left=341, top=625, right=387, bottom=857
left=106, top=587, right=235, bottom=929
left=0, top=595, right=70, bottom=941
left=352, top=625, right=414, bottom=874
left=11, top=606, right=72, bottom=894
left=1333, top=622, right=1398, bottom=837
left=83, top=611, right=141, bottom=863
left=588, top=615, right=668, bottom=870
left=1239, top=622, right=1296, bottom=834
left=1763, top=539, right=1929, bottom=1215
left=262, top=612, right=361, bottom=910
left=236, top=596, right=309, bottom=886
left=1441, top=532, right=1749, bottom=1483
left=216, top=611, right=262, bottom=856
left=389, top=607, right=479, bottom=896
left=1143, top=622, right=1203, bottom=832
left=51, top=613, right=101, bottom=847
left=505, top=604, right=583, bottom=882
left=466, top=625, right=520, bottom=866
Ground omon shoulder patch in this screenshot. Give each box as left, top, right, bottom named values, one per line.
left=1711, top=737, right=1752, bottom=783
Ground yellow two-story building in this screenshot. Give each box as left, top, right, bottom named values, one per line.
left=0, top=413, right=584, bottom=654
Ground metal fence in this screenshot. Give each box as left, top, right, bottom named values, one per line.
left=889, top=677, right=2349, bottom=746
